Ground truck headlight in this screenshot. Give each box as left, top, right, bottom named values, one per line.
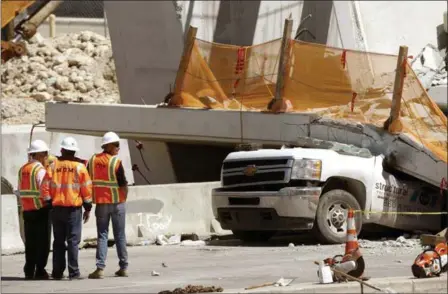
left=291, top=159, right=322, bottom=181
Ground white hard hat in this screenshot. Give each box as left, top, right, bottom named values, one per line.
left=60, top=136, right=79, bottom=152
left=101, top=131, right=120, bottom=147
left=28, top=140, right=50, bottom=154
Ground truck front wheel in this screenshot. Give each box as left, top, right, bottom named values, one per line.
left=313, top=189, right=362, bottom=244
left=232, top=230, right=276, bottom=243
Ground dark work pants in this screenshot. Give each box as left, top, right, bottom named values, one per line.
left=23, top=208, right=51, bottom=277
left=51, top=206, right=82, bottom=278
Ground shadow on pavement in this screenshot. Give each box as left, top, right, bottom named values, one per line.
left=1, top=276, right=27, bottom=281
left=207, top=226, right=410, bottom=247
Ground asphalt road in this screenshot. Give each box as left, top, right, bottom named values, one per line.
left=1, top=235, right=425, bottom=293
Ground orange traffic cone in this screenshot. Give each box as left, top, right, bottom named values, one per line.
left=341, top=208, right=365, bottom=278
left=345, top=208, right=360, bottom=256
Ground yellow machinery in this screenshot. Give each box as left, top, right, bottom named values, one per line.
left=1, top=0, right=62, bottom=63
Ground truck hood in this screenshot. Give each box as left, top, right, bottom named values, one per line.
left=225, top=147, right=341, bottom=161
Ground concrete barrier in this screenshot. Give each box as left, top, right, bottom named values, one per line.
left=1, top=195, right=25, bottom=255
left=124, top=182, right=223, bottom=243
left=225, top=275, right=448, bottom=293
left=2, top=182, right=226, bottom=255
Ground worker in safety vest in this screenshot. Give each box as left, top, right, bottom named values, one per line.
left=18, top=140, right=52, bottom=280
left=88, top=132, right=129, bottom=279
left=41, top=137, right=93, bottom=280
left=47, top=154, right=87, bottom=168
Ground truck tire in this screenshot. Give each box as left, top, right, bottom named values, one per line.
left=313, top=189, right=362, bottom=244
left=232, top=230, right=276, bottom=243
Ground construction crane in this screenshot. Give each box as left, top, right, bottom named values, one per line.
left=1, top=0, right=63, bottom=63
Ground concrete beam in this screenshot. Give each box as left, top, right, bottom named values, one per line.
left=45, top=102, right=446, bottom=187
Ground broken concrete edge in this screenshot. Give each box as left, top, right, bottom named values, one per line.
left=223, top=275, right=448, bottom=294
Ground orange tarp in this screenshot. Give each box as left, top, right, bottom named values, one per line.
left=173, top=38, right=447, bottom=163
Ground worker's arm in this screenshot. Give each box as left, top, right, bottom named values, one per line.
left=79, top=166, right=93, bottom=211
left=116, top=161, right=128, bottom=198
left=38, top=172, right=52, bottom=207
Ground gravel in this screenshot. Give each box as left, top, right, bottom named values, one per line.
left=1, top=31, right=120, bottom=125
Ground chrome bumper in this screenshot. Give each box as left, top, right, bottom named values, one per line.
left=212, top=187, right=321, bottom=230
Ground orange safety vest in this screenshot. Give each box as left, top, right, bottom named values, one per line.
left=18, top=161, right=45, bottom=211
left=41, top=158, right=93, bottom=207
left=88, top=153, right=126, bottom=204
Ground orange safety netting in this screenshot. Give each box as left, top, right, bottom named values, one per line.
left=173, top=38, right=448, bottom=163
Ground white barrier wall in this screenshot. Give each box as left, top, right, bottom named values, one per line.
left=1, top=182, right=224, bottom=255
left=1, top=195, right=25, bottom=255
left=1, top=124, right=135, bottom=193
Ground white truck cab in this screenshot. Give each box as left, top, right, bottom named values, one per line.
left=212, top=146, right=444, bottom=244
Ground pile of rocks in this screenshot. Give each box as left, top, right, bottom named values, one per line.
left=1, top=31, right=120, bottom=125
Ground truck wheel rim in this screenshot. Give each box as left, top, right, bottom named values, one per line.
left=327, top=202, right=348, bottom=235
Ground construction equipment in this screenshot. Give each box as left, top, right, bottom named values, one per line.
left=412, top=242, right=448, bottom=278
left=1, top=0, right=63, bottom=63
left=313, top=261, right=395, bottom=293
left=413, top=228, right=448, bottom=278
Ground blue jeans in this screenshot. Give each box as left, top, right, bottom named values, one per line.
left=95, top=203, right=128, bottom=270
left=52, top=206, right=82, bottom=278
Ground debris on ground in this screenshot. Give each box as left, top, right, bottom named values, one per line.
left=156, top=234, right=182, bottom=246
left=358, top=235, right=420, bottom=249
left=180, top=240, right=206, bottom=247
left=162, top=262, right=168, bottom=267
left=158, top=285, right=223, bottom=294
left=274, top=277, right=294, bottom=287
left=151, top=270, right=160, bottom=276
left=288, top=243, right=295, bottom=248
left=181, top=233, right=200, bottom=242
left=1, top=31, right=120, bottom=125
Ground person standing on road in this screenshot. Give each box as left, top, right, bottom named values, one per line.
left=41, top=137, right=93, bottom=280
left=88, top=132, right=129, bottom=279
left=18, top=140, right=52, bottom=280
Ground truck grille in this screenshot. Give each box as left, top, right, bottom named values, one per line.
left=222, top=157, right=293, bottom=187
left=223, top=159, right=289, bottom=170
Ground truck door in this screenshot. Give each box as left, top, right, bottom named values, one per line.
left=370, top=156, right=442, bottom=232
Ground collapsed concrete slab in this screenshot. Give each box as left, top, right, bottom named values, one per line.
left=45, top=102, right=446, bottom=188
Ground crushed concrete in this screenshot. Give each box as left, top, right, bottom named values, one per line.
left=358, top=235, right=422, bottom=251
left=411, top=44, right=447, bottom=90
left=1, top=31, right=120, bottom=125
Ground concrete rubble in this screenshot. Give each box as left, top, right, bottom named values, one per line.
left=411, top=44, right=447, bottom=111
left=358, top=235, right=421, bottom=249
left=1, top=31, right=120, bottom=125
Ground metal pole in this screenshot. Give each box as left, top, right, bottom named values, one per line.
left=274, top=18, right=293, bottom=101
left=49, top=14, right=56, bottom=38
left=385, top=45, right=408, bottom=132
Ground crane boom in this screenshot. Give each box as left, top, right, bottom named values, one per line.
left=1, top=0, right=63, bottom=63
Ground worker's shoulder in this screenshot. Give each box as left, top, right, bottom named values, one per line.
left=94, top=152, right=121, bottom=162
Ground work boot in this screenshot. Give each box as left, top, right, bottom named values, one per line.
left=51, top=273, right=65, bottom=280
left=69, top=274, right=83, bottom=281
left=34, top=270, right=50, bottom=280
left=88, top=268, right=104, bottom=279
left=115, top=269, right=128, bottom=277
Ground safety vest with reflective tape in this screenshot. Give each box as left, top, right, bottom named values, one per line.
left=18, top=162, right=45, bottom=211
left=41, top=158, right=93, bottom=207
left=88, top=153, right=126, bottom=204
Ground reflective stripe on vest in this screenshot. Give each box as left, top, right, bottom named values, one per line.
left=18, top=163, right=43, bottom=210
left=89, top=155, right=121, bottom=203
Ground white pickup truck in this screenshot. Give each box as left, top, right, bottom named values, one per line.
left=212, top=145, right=446, bottom=244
